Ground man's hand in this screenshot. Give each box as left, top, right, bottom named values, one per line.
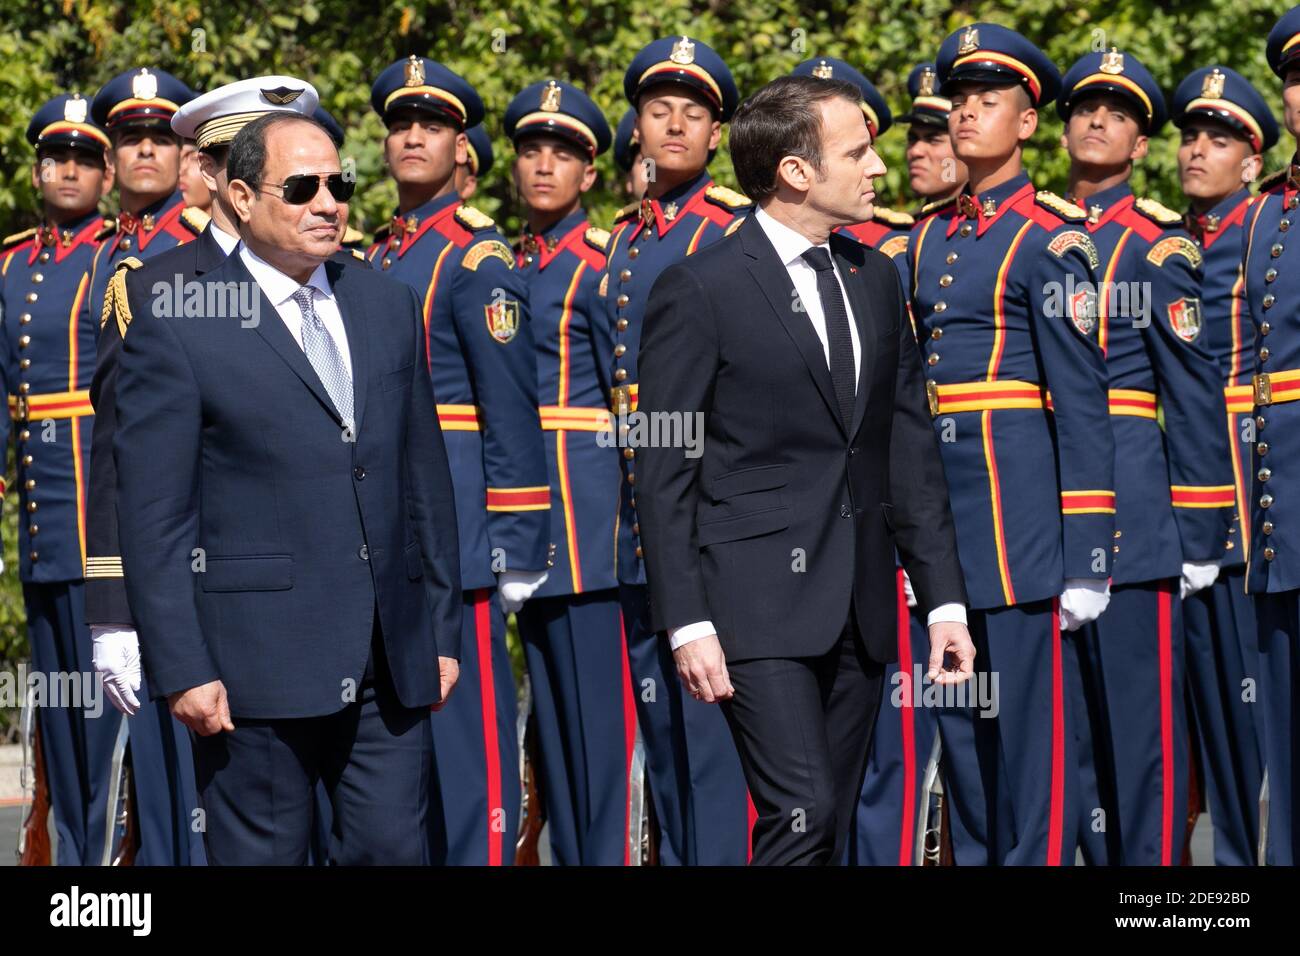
left=1059, top=577, right=1111, bottom=632
left=431, top=656, right=460, bottom=712
left=92, top=627, right=142, bottom=716
left=672, top=633, right=734, bottom=703
left=926, top=621, right=976, bottom=685
left=167, top=680, right=235, bottom=736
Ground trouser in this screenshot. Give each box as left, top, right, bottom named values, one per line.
left=23, top=580, right=121, bottom=865
left=129, top=676, right=206, bottom=865
left=939, top=598, right=1079, bottom=866
left=190, top=627, right=430, bottom=865
left=619, top=583, right=751, bottom=865
left=1184, top=566, right=1263, bottom=865
left=1256, top=589, right=1300, bottom=865
left=722, top=607, right=884, bottom=865
left=850, top=569, right=936, bottom=865
left=1072, top=579, right=1188, bottom=865
left=427, top=587, right=520, bottom=865
left=518, top=589, right=635, bottom=865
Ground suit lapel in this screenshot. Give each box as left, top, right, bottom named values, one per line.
left=831, top=235, right=877, bottom=440
left=740, top=217, right=846, bottom=437
left=329, top=260, right=369, bottom=430
left=194, top=227, right=230, bottom=275
left=228, top=254, right=344, bottom=424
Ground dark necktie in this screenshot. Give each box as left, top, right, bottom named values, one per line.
left=800, top=246, right=856, bottom=428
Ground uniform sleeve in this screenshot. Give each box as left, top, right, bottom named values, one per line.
left=115, top=280, right=217, bottom=698
left=0, top=281, right=11, bottom=510
left=583, top=268, right=615, bottom=401
left=84, top=269, right=132, bottom=624
left=452, top=236, right=551, bottom=574
left=1139, top=238, right=1234, bottom=561
left=1024, top=227, right=1116, bottom=581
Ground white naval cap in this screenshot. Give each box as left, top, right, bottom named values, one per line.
left=171, top=76, right=320, bottom=149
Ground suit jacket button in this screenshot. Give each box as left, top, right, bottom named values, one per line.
left=358, top=545, right=369, bottom=561
left=354, top=466, right=366, bottom=480
left=848, top=447, right=856, bottom=455
left=840, top=505, right=851, bottom=518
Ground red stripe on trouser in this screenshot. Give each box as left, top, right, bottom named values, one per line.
left=747, top=794, right=757, bottom=864
left=1047, top=599, right=1065, bottom=866
left=619, top=611, right=636, bottom=866
left=897, top=569, right=917, bottom=866
left=1158, top=583, right=1174, bottom=865
left=475, top=589, right=504, bottom=866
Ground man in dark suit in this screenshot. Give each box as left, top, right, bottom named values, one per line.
left=113, top=111, right=462, bottom=865
left=636, top=75, right=975, bottom=865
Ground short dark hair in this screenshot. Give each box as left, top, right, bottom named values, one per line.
left=729, top=75, right=864, bottom=202
left=227, top=113, right=332, bottom=192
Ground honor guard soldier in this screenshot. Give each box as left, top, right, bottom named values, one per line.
left=82, top=67, right=205, bottom=866
left=1173, top=65, right=1277, bottom=866
left=602, top=35, right=752, bottom=865
left=1245, top=5, right=1300, bottom=866
left=504, top=79, right=635, bottom=865
left=1058, top=51, right=1235, bottom=866
left=899, top=62, right=969, bottom=209
left=369, top=56, right=549, bottom=866
left=0, top=94, right=114, bottom=865
left=794, top=58, right=914, bottom=286
left=913, top=24, right=1115, bottom=866
left=87, top=69, right=199, bottom=323
left=313, top=105, right=368, bottom=252
left=613, top=108, right=649, bottom=199
left=456, top=123, right=493, bottom=201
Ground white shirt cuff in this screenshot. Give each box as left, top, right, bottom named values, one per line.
left=926, top=603, right=967, bottom=627
left=668, top=620, right=716, bottom=650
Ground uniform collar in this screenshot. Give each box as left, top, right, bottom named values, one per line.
left=948, top=171, right=1033, bottom=238
left=1072, top=181, right=1133, bottom=231
left=634, top=169, right=712, bottom=239
left=1185, top=187, right=1252, bottom=248
left=519, top=208, right=587, bottom=269
left=386, top=191, right=460, bottom=258
left=114, top=190, right=184, bottom=252
left=30, top=209, right=102, bottom=265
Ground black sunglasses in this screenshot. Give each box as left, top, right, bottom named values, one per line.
left=262, top=172, right=355, bottom=205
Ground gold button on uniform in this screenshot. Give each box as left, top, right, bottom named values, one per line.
left=1263, top=521, right=1274, bottom=535
left=1261, top=322, right=1272, bottom=335
left=616, top=294, right=629, bottom=307
left=1259, top=467, right=1272, bottom=482
left=24, top=479, right=35, bottom=490
left=939, top=274, right=953, bottom=287
left=1265, top=547, right=1276, bottom=560
left=38, top=252, right=49, bottom=264
left=1260, top=347, right=1270, bottom=362
left=18, top=383, right=29, bottom=394
left=19, top=314, right=30, bottom=324
left=28, top=524, right=37, bottom=536
left=18, top=336, right=30, bottom=348
left=616, top=319, right=628, bottom=331
left=960, top=225, right=972, bottom=237
left=623, top=448, right=635, bottom=459
left=1271, top=243, right=1284, bottom=257
left=930, top=328, right=943, bottom=340
left=19, top=430, right=29, bottom=442
left=22, top=455, right=32, bottom=466
left=19, top=359, right=30, bottom=370
left=1259, top=442, right=1270, bottom=456
left=32, top=273, right=43, bottom=283
left=120, top=238, right=132, bottom=250
left=1266, top=268, right=1278, bottom=282
left=635, top=546, right=643, bottom=558
left=614, top=344, right=626, bottom=357
left=614, top=368, right=627, bottom=381
left=628, top=248, right=639, bottom=259
left=934, top=301, right=947, bottom=313
left=29, top=551, right=38, bottom=562
left=25, top=292, right=37, bottom=303
left=927, top=353, right=940, bottom=366
left=946, top=252, right=959, bottom=264
left=619, top=269, right=631, bottom=281
left=27, top=501, right=37, bottom=513
left=1263, top=294, right=1276, bottom=309
left=1261, top=493, right=1274, bottom=509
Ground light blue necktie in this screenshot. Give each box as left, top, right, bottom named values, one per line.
left=291, top=286, right=353, bottom=425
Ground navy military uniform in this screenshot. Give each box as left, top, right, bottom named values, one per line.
left=605, top=36, right=752, bottom=865
left=915, top=25, right=1115, bottom=866
left=370, top=57, right=549, bottom=866
left=465, top=123, right=493, bottom=180
left=1174, top=65, right=1278, bottom=866
left=82, top=68, right=205, bottom=867
left=0, top=94, right=115, bottom=865
left=504, top=80, right=634, bottom=865
left=1058, top=51, right=1235, bottom=866
left=1245, top=5, right=1300, bottom=866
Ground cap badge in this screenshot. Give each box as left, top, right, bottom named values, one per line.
left=63, top=95, right=87, bottom=124
left=133, top=68, right=157, bottom=101
left=918, top=68, right=936, bottom=97
left=405, top=55, right=425, bottom=88
left=541, top=80, right=562, bottom=112
left=262, top=86, right=303, bottom=105
left=958, top=26, right=980, bottom=55
left=1100, top=48, right=1124, bottom=75
left=1202, top=69, right=1225, bottom=99
left=811, top=60, right=834, bottom=80
left=670, top=36, right=695, bottom=66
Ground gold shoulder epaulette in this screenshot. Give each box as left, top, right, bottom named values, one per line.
left=455, top=204, right=496, bottom=231
left=873, top=207, right=915, bottom=228
left=341, top=225, right=365, bottom=246
left=1035, top=190, right=1088, bottom=222
left=95, top=219, right=117, bottom=241
left=705, top=184, right=751, bottom=209
left=919, top=196, right=957, bottom=217
left=1133, top=197, right=1183, bottom=227
left=615, top=201, right=640, bottom=222
left=179, top=206, right=211, bottom=235
left=1257, top=167, right=1287, bottom=194
left=584, top=226, right=610, bottom=251
left=350, top=248, right=367, bottom=262
left=103, top=256, right=144, bottom=335
left=2, top=227, right=37, bottom=249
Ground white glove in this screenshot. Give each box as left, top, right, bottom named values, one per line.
left=1180, top=560, right=1220, bottom=599
left=1059, top=578, right=1110, bottom=632
left=0, top=556, right=5, bottom=574
left=92, top=626, right=142, bottom=716
left=901, top=570, right=917, bottom=608
left=497, top=569, right=548, bottom=615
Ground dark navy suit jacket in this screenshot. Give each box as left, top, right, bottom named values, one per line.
left=115, top=249, right=461, bottom=718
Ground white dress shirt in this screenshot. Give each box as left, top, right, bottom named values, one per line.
left=667, top=206, right=966, bottom=651
left=238, top=242, right=353, bottom=379
left=209, top=221, right=239, bottom=254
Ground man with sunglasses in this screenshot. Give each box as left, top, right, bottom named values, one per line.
left=368, top=56, right=549, bottom=866
left=112, top=110, right=462, bottom=865
left=88, top=76, right=341, bottom=866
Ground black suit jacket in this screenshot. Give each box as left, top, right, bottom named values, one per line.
left=114, top=250, right=461, bottom=718
left=637, top=214, right=966, bottom=663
